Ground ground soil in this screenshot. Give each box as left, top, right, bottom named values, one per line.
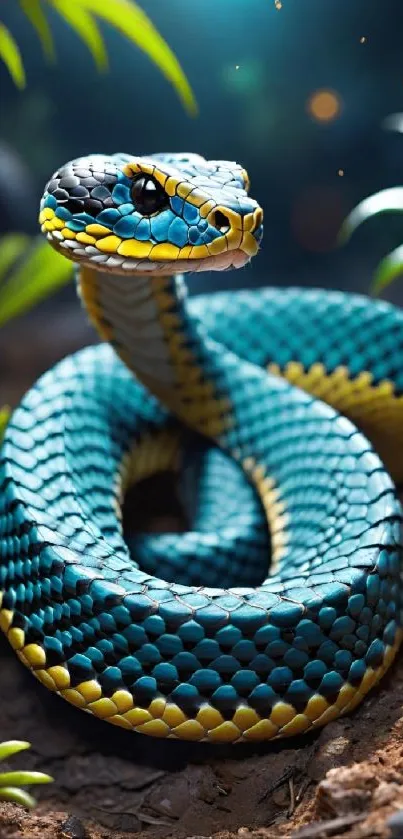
left=1, top=301, right=403, bottom=839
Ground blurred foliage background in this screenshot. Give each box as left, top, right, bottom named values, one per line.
left=1, top=0, right=403, bottom=408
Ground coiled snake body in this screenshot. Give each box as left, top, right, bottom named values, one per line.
left=1, top=152, right=403, bottom=743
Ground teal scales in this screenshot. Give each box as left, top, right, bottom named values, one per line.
left=0, top=152, right=403, bottom=742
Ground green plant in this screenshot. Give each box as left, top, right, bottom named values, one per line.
left=0, top=741, right=53, bottom=809
left=0, top=232, right=74, bottom=440
left=0, top=0, right=196, bottom=114
left=0, top=407, right=10, bottom=443
left=0, top=234, right=73, bottom=328
left=340, top=114, right=403, bottom=294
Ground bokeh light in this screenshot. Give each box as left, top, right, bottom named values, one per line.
left=307, top=89, right=342, bottom=122
left=221, top=60, right=264, bottom=95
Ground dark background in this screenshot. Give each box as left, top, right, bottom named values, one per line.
left=1, top=0, right=403, bottom=300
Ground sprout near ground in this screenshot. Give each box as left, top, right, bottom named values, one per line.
left=0, top=741, right=53, bottom=809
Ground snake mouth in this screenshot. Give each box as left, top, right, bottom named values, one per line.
left=45, top=228, right=255, bottom=275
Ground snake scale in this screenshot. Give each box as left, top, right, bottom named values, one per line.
left=1, top=151, right=403, bottom=743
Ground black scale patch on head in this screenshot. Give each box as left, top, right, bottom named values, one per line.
left=46, top=159, right=119, bottom=216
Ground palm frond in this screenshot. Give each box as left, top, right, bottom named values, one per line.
left=74, top=0, right=197, bottom=114
left=19, top=0, right=55, bottom=62
left=49, top=0, right=107, bottom=70
left=0, top=23, right=25, bottom=88
left=1, top=0, right=197, bottom=114
left=0, top=235, right=73, bottom=328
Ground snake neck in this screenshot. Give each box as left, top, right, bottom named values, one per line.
left=78, top=266, right=287, bottom=568
left=78, top=266, right=231, bottom=441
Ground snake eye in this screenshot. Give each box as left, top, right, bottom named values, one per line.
left=131, top=175, right=169, bottom=215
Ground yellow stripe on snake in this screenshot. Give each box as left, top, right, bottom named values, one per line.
left=0, top=152, right=403, bottom=743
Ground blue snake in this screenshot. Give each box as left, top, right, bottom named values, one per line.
left=1, top=152, right=403, bottom=743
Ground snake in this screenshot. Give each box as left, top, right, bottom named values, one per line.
left=1, top=151, right=403, bottom=745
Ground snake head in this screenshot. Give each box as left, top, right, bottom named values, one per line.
left=39, top=152, right=263, bottom=275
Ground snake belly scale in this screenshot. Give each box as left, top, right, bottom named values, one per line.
left=1, top=152, right=403, bottom=743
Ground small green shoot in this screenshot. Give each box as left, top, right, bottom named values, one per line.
left=0, top=741, right=53, bottom=809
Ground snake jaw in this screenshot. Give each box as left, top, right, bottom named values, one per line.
left=43, top=226, right=255, bottom=275
left=39, top=152, right=263, bottom=276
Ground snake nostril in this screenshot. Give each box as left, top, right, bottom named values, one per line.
left=211, top=209, right=231, bottom=234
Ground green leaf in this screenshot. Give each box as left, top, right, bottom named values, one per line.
left=0, top=238, right=73, bottom=328
left=0, top=23, right=26, bottom=89
left=339, top=187, right=403, bottom=244
left=371, top=244, right=403, bottom=295
left=382, top=112, right=403, bottom=133
left=0, top=787, right=36, bottom=809
left=75, top=0, right=197, bottom=114
left=0, top=234, right=30, bottom=286
left=48, top=0, right=108, bottom=70
left=0, top=742, right=30, bottom=763
left=0, top=742, right=53, bottom=809
left=20, top=0, right=55, bottom=62
left=0, top=407, right=10, bottom=445
left=0, top=771, right=53, bottom=788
